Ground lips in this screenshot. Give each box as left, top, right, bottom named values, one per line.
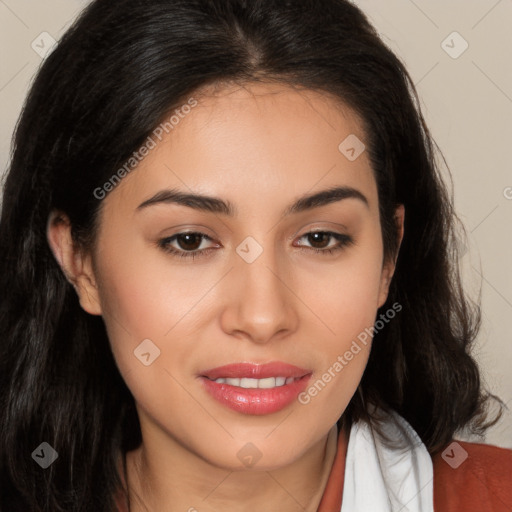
left=199, top=362, right=312, bottom=415
left=201, top=362, right=311, bottom=380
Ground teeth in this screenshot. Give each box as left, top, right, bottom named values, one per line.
left=240, top=378, right=260, bottom=388
left=213, top=376, right=296, bottom=389
left=257, top=377, right=276, bottom=389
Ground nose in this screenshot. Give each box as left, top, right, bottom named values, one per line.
left=219, top=243, right=299, bottom=345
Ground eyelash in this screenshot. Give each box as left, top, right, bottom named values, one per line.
left=157, top=231, right=354, bottom=260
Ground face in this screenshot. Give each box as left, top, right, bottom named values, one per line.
left=50, top=81, right=403, bottom=471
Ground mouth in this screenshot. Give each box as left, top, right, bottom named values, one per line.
left=199, top=362, right=312, bottom=415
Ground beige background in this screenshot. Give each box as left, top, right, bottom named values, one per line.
left=0, top=1, right=510, bottom=448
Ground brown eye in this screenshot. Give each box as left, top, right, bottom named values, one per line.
left=295, top=231, right=354, bottom=255
left=158, top=232, right=219, bottom=260
left=306, top=232, right=332, bottom=249
left=174, top=233, right=204, bottom=251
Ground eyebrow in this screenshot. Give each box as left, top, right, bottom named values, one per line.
left=136, top=185, right=369, bottom=216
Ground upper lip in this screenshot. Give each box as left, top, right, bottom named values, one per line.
left=201, top=362, right=312, bottom=380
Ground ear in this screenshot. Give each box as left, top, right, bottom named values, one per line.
left=377, top=204, right=405, bottom=308
left=46, top=210, right=103, bottom=315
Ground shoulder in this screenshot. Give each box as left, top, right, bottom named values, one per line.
left=432, top=440, right=512, bottom=512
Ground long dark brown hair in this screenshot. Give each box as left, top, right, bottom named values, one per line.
left=0, top=0, right=503, bottom=510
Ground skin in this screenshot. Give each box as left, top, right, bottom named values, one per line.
left=47, top=81, right=404, bottom=511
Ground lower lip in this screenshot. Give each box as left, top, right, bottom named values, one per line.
left=200, top=375, right=312, bottom=415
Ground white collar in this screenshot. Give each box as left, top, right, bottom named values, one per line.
left=340, top=408, right=434, bottom=512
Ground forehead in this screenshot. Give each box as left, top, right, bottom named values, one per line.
left=108, top=81, right=377, bottom=216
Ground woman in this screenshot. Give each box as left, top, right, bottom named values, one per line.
left=0, top=0, right=510, bottom=510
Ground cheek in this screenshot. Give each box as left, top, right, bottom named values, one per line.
left=92, top=234, right=215, bottom=375
left=295, top=235, right=384, bottom=339
left=293, top=232, right=383, bottom=404
left=94, top=248, right=215, bottom=420
left=293, top=262, right=380, bottom=426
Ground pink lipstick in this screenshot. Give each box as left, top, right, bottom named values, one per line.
left=199, top=362, right=312, bottom=415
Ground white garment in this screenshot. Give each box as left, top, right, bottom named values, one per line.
left=340, top=408, right=434, bottom=512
